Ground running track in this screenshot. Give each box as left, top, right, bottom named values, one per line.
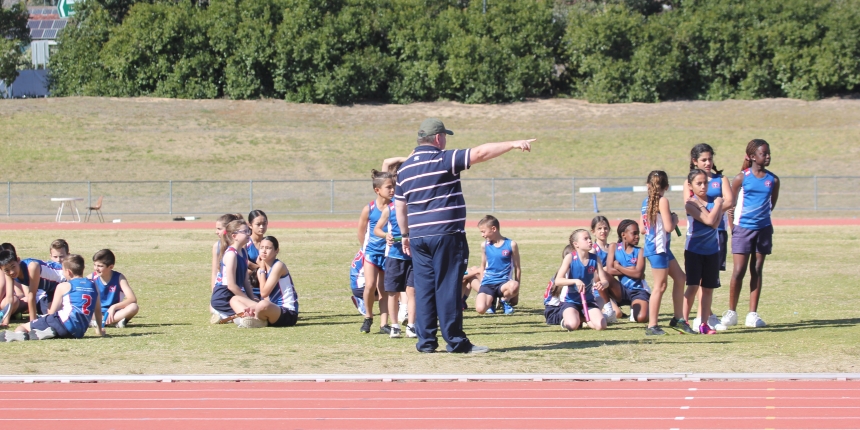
left=1, top=379, right=858, bottom=429
left=1, top=218, right=858, bottom=230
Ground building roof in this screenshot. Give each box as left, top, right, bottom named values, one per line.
left=27, top=7, right=68, bottom=41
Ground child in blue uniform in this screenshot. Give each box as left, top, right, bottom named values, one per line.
left=246, top=210, right=269, bottom=294
left=590, top=216, right=620, bottom=323
left=48, top=239, right=70, bottom=269
left=604, top=219, right=650, bottom=323
left=642, top=170, right=692, bottom=335
left=0, top=244, right=28, bottom=327
left=543, top=245, right=572, bottom=326
left=349, top=249, right=368, bottom=316
left=0, top=248, right=65, bottom=321
left=725, top=139, right=780, bottom=328
left=210, top=213, right=242, bottom=323
left=210, top=219, right=265, bottom=328
left=2, top=254, right=104, bottom=341
left=553, top=229, right=608, bottom=331
left=90, top=249, right=139, bottom=329
left=254, top=236, right=299, bottom=327
left=375, top=200, right=415, bottom=338
left=683, top=169, right=724, bottom=335
left=475, top=216, right=520, bottom=315
left=356, top=170, right=394, bottom=334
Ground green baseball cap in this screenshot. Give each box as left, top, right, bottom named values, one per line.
left=417, top=118, right=454, bottom=137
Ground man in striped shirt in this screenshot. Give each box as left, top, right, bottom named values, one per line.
left=394, top=118, right=534, bottom=353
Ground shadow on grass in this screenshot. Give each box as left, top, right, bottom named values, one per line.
left=721, top=317, right=860, bottom=334
left=498, top=339, right=735, bottom=352
left=127, top=323, right=192, bottom=328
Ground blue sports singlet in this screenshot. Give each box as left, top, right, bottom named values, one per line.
left=383, top=202, right=410, bottom=261
left=481, top=238, right=514, bottom=286
left=93, top=271, right=123, bottom=319
left=686, top=201, right=720, bottom=255
left=641, top=197, right=671, bottom=257
left=563, top=253, right=598, bottom=305
left=707, top=174, right=728, bottom=231
left=614, top=243, right=647, bottom=291
left=264, top=260, right=298, bottom=313
left=57, top=278, right=99, bottom=339
left=734, top=168, right=775, bottom=230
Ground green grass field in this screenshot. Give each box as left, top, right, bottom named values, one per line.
left=1, top=225, right=857, bottom=375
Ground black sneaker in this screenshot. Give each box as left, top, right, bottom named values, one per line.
left=645, top=326, right=666, bottom=336
left=360, top=318, right=373, bottom=333
left=669, top=317, right=679, bottom=327
left=674, top=318, right=697, bottom=334
left=379, top=325, right=392, bottom=335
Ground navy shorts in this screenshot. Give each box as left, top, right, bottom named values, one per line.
left=618, top=287, right=650, bottom=306
left=364, top=252, right=386, bottom=271
left=271, top=307, right=298, bottom=327
left=210, top=285, right=236, bottom=316
left=544, top=305, right=563, bottom=325
left=732, top=225, right=773, bottom=255
left=384, top=258, right=413, bottom=293
left=30, top=313, right=72, bottom=338
left=561, top=300, right=597, bottom=318
left=685, top=250, right=721, bottom=289
left=478, top=282, right=505, bottom=299
left=646, top=249, right=675, bottom=269
left=718, top=230, right=728, bottom=271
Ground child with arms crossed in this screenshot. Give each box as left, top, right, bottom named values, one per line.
left=604, top=219, right=650, bottom=323
left=683, top=169, right=724, bottom=335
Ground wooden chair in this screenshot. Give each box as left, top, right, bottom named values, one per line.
left=85, top=196, right=104, bottom=222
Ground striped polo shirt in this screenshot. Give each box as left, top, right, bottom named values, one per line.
left=394, top=145, right=471, bottom=238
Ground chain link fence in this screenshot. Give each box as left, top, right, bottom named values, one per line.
left=3, top=176, right=858, bottom=217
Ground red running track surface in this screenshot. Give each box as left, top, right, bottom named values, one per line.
left=0, top=380, right=857, bottom=429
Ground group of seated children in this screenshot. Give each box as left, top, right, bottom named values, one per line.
left=0, top=239, right=139, bottom=341
left=209, top=210, right=299, bottom=329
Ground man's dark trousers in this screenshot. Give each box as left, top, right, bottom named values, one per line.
left=411, top=232, right=472, bottom=353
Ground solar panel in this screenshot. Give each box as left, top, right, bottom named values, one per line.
left=30, top=29, right=44, bottom=39
left=27, top=20, right=36, bottom=29
left=54, top=20, right=68, bottom=29
left=43, top=29, right=58, bottom=39
left=39, top=20, right=53, bottom=29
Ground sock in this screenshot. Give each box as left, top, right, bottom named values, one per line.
left=391, top=324, right=400, bottom=329
left=407, top=324, right=414, bottom=330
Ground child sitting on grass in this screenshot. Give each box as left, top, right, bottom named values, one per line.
left=2, top=254, right=104, bottom=341
left=90, top=249, right=139, bottom=329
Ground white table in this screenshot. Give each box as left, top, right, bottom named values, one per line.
left=51, top=197, right=84, bottom=222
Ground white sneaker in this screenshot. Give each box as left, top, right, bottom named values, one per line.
left=708, top=314, right=720, bottom=328
left=89, top=318, right=99, bottom=328
left=721, top=310, right=738, bottom=327
left=693, top=317, right=701, bottom=329
left=397, top=304, right=408, bottom=326
left=629, top=312, right=636, bottom=322
left=745, top=312, right=766, bottom=328
left=405, top=325, right=417, bottom=338
left=115, top=318, right=127, bottom=329
left=209, top=306, right=221, bottom=324
left=714, top=323, right=728, bottom=331
left=236, top=316, right=268, bottom=329
left=602, top=304, right=617, bottom=324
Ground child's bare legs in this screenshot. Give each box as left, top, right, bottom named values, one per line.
left=683, top=284, right=699, bottom=322
left=605, top=277, right=623, bottom=316
left=631, top=299, right=649, bottom=323
left=406, top=286, right=416, bottom=326
left=500, top=280, right=519, bottom=305
left=648, top=268, right=668, bottom=327
left=254, top=300, right=282, bottom=324
left=475, top=293, right=495, bottom=314
left=108, top=303, right=139, bottom=325
left=700, top=288, right=714, bottom=324
left=728, top=253, right=751, bottom=312
left=229, top=295, right=257, bottom=315
left=748, top=253, right=766, bottom=312
left=561, top=306, right=582, bottom=331
left=668, top=259, right=686, bottom=320
left=14, top=321, right=32, bottom=332
left=386, top=291, right=399, bottom=326
left=374, top=274, right=388, bottom=327
left=585, top=308, right=606, bottom=330
left=362, top=262, right=380, bottom=320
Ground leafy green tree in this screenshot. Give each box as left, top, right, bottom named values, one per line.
left=0, top=2, right=30, bottom=91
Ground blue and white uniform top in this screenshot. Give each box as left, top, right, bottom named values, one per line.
left=349, top=249, right=365, bottom=293
left=383, top=202, right=410, bottom=261
left=641, top=197, right=671, bottom=257
left=591, top=243, right=608, bottom=266
left=707, top=174, right=728, bottom=231
left=394, top=146, right=471, bottom=238
left=246, top=240, right=260, bottom=265
left=543, top=276, right=569, bottom=307
left=363, top=201, right=387, bottom=256
left=613, top=243, right=650, bottom=292
left=57, top=277, right=99, bottom=338
left=214, top=246, right=249, bottom=293
left=92, top=271, right=123, bottom=319
left=686, top=201, right=721, bottom=255
left=562, top=253, right=598, bottom=305
left=481, top=238, right=514, bottom=286
left=734, top=168, right=775, bottom=230
left=17, top=258, right=66, bottom=293
left=264, top=260, right=298, bottom=313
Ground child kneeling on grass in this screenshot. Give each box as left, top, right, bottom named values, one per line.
left=90, top=249, right=139, bottom=329
left=475, top=215, right=521, bottom=315
left=543, top=245, right=573, bottom=326
left=554, top=230, right=608, bottom=331
left=2, top=254, right=104, bottom=341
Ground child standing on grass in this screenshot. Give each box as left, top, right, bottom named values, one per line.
left=641, top=170, right=693, bottom=336
left=543, top=245, right=572, bottom=326
left=356, top=170, right=394, bottom=334
left=254, top=236, right=299, bottom=327
left=2, top=254, right=104, bottom=341
left=210, top=213, right=242, bottom=323
left=554, top=230, right=607, bottom=331
left=724, top=139, right=780, bottom=328
left=90, top=249, right=139, bottom=329
left=590, top=216, right=619, bottom=323
left=683, top=169, right=724, bottom=335
left=210, top=219, right=266, bottom=328
left=475, top=215, right=520, bottom=315
left=604, top=219, right=650, bottom=323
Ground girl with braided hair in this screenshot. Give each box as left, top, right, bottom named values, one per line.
left=604, top=219, right=650, bottom=324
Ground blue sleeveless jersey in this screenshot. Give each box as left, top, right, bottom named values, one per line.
left=265, top=260, right=298, bottom=313
left=563, top=253, right=598, bottom=305
left=591, top=243, right=607, bottom=266
left=17, top=258, right=65, bottom=299
left=383, top=202, right=410, bottom=261
left=363, top=201, right=387, bottom=256
left=481, top=238, right=514, bottom=286
left=641, top=197, right=671, bottom=257
left=686, top=201, right=720, bottom=255
left=93, top=271, right=123, bottom=317
left=246, top=241, right=259, bottom=264
left=614, top=243, right=646, bottom=291
left=57, top=278, right=99, bottom=338
left=350, top=249, right=365, bottom=293
left=706, top=174, right=728, bottom=231
left=734, top=169, right=775, bottom=230
left=215, top=247, right=249, bottom=292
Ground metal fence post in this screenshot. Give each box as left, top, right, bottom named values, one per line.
left=813, top=175, right=818, bottom=211
left=571, top=177, right=576, bottom=211
left=169, top=181, right=173, bottom=215
left=87, top=181, right=91, bottom=207
left=6, top=182, right=9, bottom=217
left=249, top=180, right=254, bottom=212
left=330, top=180, right=335, bottom=213
left=491, top=178, right=495, bottom=212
